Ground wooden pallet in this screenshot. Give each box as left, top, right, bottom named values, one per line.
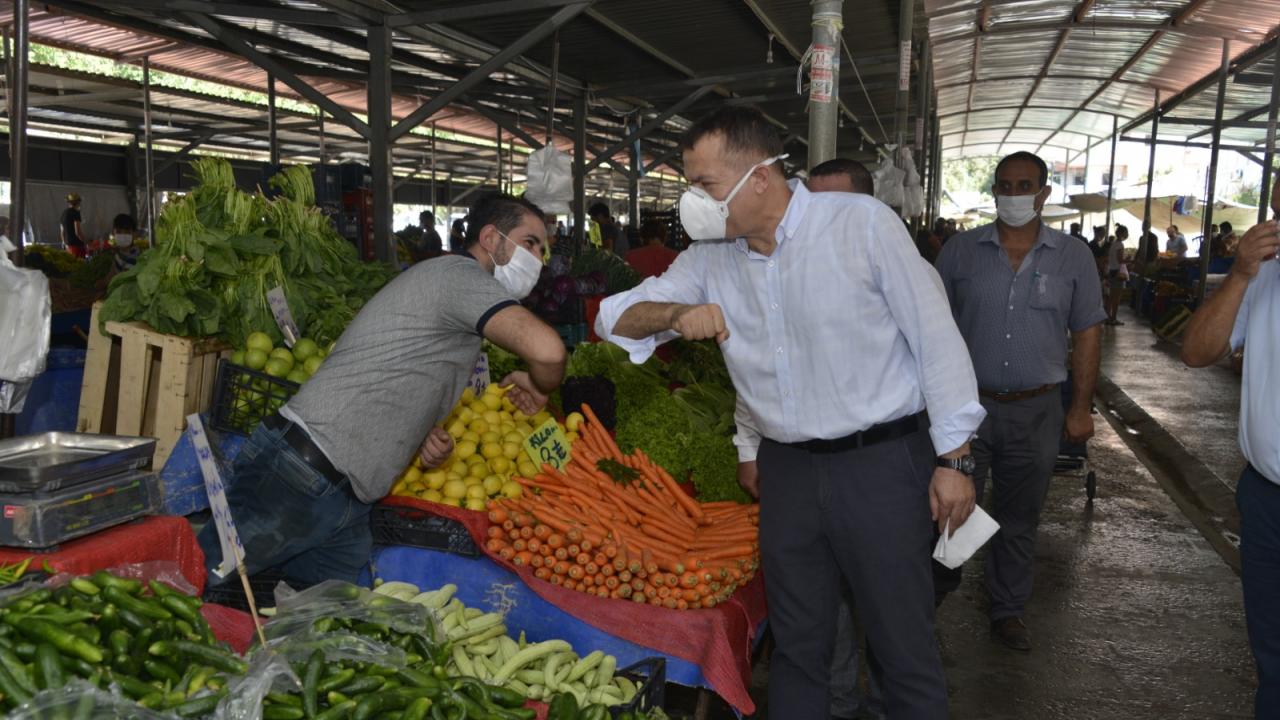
left=77, top=303, right=230, bottom=468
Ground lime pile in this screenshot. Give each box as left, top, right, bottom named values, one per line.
left=224, top=331, right=331, bottom=431
left=391, top=384, right=582, bottom=511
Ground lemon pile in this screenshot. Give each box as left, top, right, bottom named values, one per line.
left=391, top=383, right=582, bottom=511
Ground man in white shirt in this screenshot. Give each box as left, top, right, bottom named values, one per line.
left=1166, top=225, right=1189, bottom=259
left=596, top=106, right=984, bottom=719
left=1181, top=180, right=1280, bottom=718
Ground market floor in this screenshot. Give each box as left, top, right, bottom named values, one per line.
left=1099, top=305, right=1245, bottom=490
left=715, top=408, right=1255, bottom=720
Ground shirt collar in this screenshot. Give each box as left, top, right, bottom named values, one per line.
left=978, top=219, right=1062, bottom=250
left=734, top=177, right=807, bottom=257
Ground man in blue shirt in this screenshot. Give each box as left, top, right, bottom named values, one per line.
left=598, top=107, right=984, bottom=719
left=935, top=151, right=1105, bottom=651
left=1182, top=180, right=1280, bottom=718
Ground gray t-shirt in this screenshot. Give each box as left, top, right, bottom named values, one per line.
left=285, top=255, right=516, bottom=502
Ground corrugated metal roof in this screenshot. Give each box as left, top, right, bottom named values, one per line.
left=927, top=0, right=1280, bottom=160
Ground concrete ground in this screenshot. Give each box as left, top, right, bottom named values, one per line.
left=1099, top=306, right=1245, bottom=489
left=690, top=334, right=1256, bottom=719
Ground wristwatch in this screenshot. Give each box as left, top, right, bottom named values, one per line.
left=937, top=455, right=976, bottom=476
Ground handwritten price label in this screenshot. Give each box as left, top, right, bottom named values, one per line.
left=187, top=414, right=244, bottom=580
left=266, top=286, right=300, bottom=348
left=469, top=353, right=491, bottom=396
left=522, top=417, right=571, bottom=472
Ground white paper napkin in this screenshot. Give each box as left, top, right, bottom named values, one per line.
left=932, top=506, right=1001, bottom=570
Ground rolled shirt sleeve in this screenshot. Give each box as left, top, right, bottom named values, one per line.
left=595, top=247, right=708, bottom=364
left=867, top=204, right=985, bottom=455
left=1230, top=279, right=1256, bottom=351
left=732, top=394, right=762, bottom=463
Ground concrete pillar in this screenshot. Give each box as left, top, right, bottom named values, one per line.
left=806, top=0, right=843, bottom=167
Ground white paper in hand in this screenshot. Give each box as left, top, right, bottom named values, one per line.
left=932, top=505, right=1000, bottom=570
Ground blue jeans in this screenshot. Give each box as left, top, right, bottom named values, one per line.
left=197, top=420, right=372, bottom=587
left=1239, top=463, right=1280, bottom=718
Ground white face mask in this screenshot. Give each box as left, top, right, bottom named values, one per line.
left=493, top=231, right=542, bottom=299
left=995, top=193, right=1040, bottom=227
left=679, top=154, right=787, bottom=241
left=113, top=233, right=134, bottom=248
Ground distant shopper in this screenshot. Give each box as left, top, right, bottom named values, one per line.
left=1088, top=225, right=1108, bottom=261
left=0, top=216, right=14, bottom=263
left=1069, top=222, right=1085, bottom=242
left=1220, top=221, right=1239, bottom=257
left=625, top=220, right=679, bottom=278
left=808, top=157, right=875, bottom=195
left=588, top=203, right=624, bottom=255
left=60, top=193, right=87, bottom=258
left=935, top=151, right=1105, bottom=652
left=1105, top=225, right=1129, bottom=325
left=1167, top=226, right=1188, bottom=259
left=110, top=214, right=142, bottom=273
left=1181, top=180, right=1280, bottom=718
left=448, top=219, right=466, bottom=252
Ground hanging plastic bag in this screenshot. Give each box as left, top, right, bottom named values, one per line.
left=9, top=680, right=173, bottom=720
left=900, top=147, right=925, bottom=218
left=873, top=155, right=906, bottom=209
left=524, top=145, right=573, bottom=215
left=0, top=254, right=51, bottom=395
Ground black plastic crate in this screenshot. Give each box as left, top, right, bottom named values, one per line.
left=611, top=657, right=666, bottom=717
left=370, top=504, right=480, bottom=557
left=210, top=358, right=301, bottom=436
left=201, top=568, right=311, bottom=613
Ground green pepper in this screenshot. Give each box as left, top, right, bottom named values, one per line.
left=579, top=705, right=609, bottom=720
left=264, top=705, right=306, bottom=720
left=104, top=586, right=171, bottom=621
left=91, top=571, right=142, bottom=596
left=0, top=644, right=35, bottom=695
left=34, top=643, right=66, bottom=691
left=547, top=693, right=580, bottom=720
left=315, top=700, right=356, bottom=720
left=108, top=670, right=157, bottom=699
left=0, top=663, right=34, bottom=708
left=302, top=649, right=324, bottom=718
left=318, top=668, right=356, bottom=694
left=150, top=639, right=248, bottom=675
left=144, top=658, right=182, bottom=684
left=175, top=690, right=226, bottom=718
left=13, top=619, right=103, bottom=664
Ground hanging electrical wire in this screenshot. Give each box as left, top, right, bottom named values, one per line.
left=840, top=36, right=890, bottom=144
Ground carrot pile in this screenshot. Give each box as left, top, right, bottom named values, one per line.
left=484, top=404, right=759, bottom=609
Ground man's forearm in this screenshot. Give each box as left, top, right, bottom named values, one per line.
left=612, top=302, right=679, bottom=340
left=527, top=358, right=565, bottom=397
left=1069, top=325, right=1101, bottom=414
left=1181, top=273, right=1249, bottom=367
left=940, top=442, right=970, bottom=460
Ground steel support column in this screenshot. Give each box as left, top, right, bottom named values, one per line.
left=573, top=94, right=587, bottom=252
left=629, top=120, right=640, bottom=226
left=1198, top=39, right=1230, bottom=303
left=430, top=123, right=437, bottom=226
left=143, top=56, right=155, bottom=243
left=497, top=127, right=504, bottom=194
left=807, top=0, right=843, bottom=167
left=1104, top=115, right=1118, bottom=235
left=267, top=73, right=279, bottom=165
left=367, top=23, right=394, bottom=263
left=1258, top=40, right=1279, bottom=224
left=583, top=86, right=712, bottom=174
left=318, top=110, right=326, bottom=163
left=9, top=0, right=28, bottom=263
left=1141, top=93, right=1160, bottom=261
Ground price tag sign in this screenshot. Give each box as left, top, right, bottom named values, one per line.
left=809, top=44, right=835, bottom=104
left=187, top=414, right=245, bottom=580
left=469, top=353, right=491, bottom=396
left=522, top=417, right=571, bottom=472
left=266, top=286, right=300, bottom=348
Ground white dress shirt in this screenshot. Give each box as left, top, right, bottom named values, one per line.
left=1231, top=259, right=1280, bottom=484
left=596, top=180, right=985, bottom=462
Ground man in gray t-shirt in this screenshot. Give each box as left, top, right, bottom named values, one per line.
left=198, top=194, right=567, bottom=587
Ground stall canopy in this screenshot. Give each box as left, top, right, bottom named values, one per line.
left=927, top=0, right=1280, bottom=161
left=0, top=0, right=937, bottom=202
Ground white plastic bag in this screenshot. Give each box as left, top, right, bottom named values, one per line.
left=524, top=145, right=573, bottom=215
left=873, top=156, right=906, bottom=209
left=900, top=147, right=925, bottom=218
left=0, top=256, right=50, bottom=386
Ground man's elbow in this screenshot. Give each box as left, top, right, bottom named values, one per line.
left=1180, top=344, right=1218, bottom=369
left=526, top=334, right=568, bottom=370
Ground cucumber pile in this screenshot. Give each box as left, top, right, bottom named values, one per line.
left=0, top=571, right=241, bottom=715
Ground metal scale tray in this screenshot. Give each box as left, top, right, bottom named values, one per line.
left=0, top=433, right=156, bottom=494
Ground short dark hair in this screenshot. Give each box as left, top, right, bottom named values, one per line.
left=994, top=151, right=1049, bottom=188
left=1114, top=223, right=1129, bottom=238
left=1069, top=222, right=1081, bottom=232
left=451, top=219, right=465, bottom=235
left=809, top=158, right=875, bottom=195
left=587, top=202, right=611, bottom=220
left=639, top=219, right=668, bottom=243
left=463, top=193, right=543, bottom=250
left=112, top=213, right=136, bottom=232
left=681, top=106, right=783, bottom=161
left=1219, top=221, right=1233, bottom=233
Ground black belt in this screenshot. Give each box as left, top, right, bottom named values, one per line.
left=979, top=383, right=1059, bottom=403
left=782, top=412, right=928, bottom=454
left=263, top=413, right=348, bottom=487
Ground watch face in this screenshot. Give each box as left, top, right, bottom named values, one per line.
left=961, top=455, right=976, bottom=474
